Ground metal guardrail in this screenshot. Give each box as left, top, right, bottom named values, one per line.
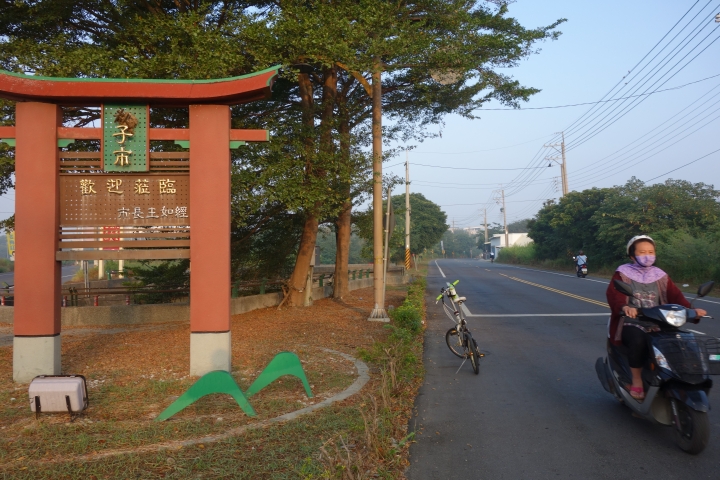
left=0, top=265, right=404, bottom=307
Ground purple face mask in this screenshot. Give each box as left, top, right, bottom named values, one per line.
left=635, top=255, right=656, bottom=267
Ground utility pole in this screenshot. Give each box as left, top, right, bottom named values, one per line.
left=382, top=186, right=393, bottom=309
left=483, top=208, right=488, bottom=247
left=501, top=189, right=508, bottom=248
left=405, top=151, right=411, bottom=271
left=545, top=131, right=569, bottom=196
left=368, top=60, right=388, bottom=322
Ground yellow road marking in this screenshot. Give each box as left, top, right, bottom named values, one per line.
left=499, top=273, right=609, bottom=308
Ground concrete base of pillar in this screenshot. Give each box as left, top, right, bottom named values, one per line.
left=190, top=331, right=231, bottom=376
left=13, top=335, right=61, bottom=383
left=367, top=304, right=390, bottom=322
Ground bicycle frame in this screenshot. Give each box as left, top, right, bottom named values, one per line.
left=438, top=281, right=470, bottom=344
left=437, top=280, right=482, bottom=373
left=437, top=281, right=465, bottom=324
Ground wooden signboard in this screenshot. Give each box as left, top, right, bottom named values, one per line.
left=59, top=173, right=189, bottom=227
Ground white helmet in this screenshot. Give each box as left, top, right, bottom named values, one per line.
left=626, top=235, right=655, bottom=256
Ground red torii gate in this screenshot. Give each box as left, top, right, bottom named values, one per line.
left=0, top=68, right=279, bottom=382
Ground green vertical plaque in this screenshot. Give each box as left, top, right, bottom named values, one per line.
left=103, top=104, right=148, bottom=172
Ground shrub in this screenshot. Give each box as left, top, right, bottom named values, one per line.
left=124, top=259, right=190, bottom=304
left=654, top=230, right=720, bottom=287
left=389, top=305, right=422, bottom=335
left=0, top=259, right=13, bottom=273
left=496, top=243, right=537, bottom=265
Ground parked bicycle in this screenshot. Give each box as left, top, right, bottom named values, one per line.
left=436, top=280, right=483, bottom=374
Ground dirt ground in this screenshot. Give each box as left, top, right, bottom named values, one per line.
left=0, top=286, right=407, bottom=466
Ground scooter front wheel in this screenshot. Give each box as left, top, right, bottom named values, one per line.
left=674, top=403, right=709, bottom=454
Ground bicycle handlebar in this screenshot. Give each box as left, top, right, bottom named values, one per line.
left=436, top=280, right=461, bottom=302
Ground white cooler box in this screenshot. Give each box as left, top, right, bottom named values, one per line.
left=28, top=375, right=88, bottom=419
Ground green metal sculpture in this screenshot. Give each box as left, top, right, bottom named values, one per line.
left=155, top=352, right=312, bottom=421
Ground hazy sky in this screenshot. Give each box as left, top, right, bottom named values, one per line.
left=384, top=0, right=720, bottom=230
left=0, top=1, right=717, bottom=233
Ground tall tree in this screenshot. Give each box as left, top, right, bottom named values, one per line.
left=0, top=0, right=565, bottom=306
left=527, top=178, right=720, bottom=266
left=355, top=192, right=448, bottom=262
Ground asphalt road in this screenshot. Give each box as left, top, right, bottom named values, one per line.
left=407, top=259, right=720, bottom=480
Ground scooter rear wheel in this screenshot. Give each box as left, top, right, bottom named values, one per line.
left=673, top=403, right=709, bottom=454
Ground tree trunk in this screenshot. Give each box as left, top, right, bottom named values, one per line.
left=285, top=71, right=316, bottom=306
left=286, top=210, right=320, bottom=306
left=286, top=68, right=337, bottom=306
left=333, top=113, right=351, bottom=299
left=333, top=197, right=351, bottom=298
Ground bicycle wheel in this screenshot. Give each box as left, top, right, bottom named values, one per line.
left=446, top=328, right=466, bottom=358
left=467, top=333, right=479, bottom=374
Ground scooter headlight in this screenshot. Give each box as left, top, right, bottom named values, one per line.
left=661, top=309, right=686, bottom=327
left=653, top=346, right=672, bottom=371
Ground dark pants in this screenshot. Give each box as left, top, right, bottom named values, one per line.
left=622, top=326, right=647, bottom=369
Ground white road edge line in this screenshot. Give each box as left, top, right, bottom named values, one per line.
left=697, top=298, right=720, bottom=305
left=465, top=313, right=610, bottom=318
left=460, top=303, right=607, bottom=317
left=687, top=329, right=706, bottom=335
left=435, top=260, right=446, bottom=278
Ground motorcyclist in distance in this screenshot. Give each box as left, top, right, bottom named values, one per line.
left=606, top=235, right=707, bottom=400
left=573, top=250, right=587, bottom=275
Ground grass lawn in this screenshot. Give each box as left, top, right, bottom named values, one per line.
left=0, top=284, right=421, bottom=479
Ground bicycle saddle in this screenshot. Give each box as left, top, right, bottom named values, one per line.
left=455, top=296, right=466, bottom=303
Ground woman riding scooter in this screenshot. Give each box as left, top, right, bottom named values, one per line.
left=606, top=235, right=707, bottom=400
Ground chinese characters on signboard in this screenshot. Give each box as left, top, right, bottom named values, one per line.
left=102, top=105, right=149, bottom=172
left=60, top=174, right=189, bottom=227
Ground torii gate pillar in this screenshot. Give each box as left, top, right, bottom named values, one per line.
left=188, top=104, right=231, bottom=375
left=13, top=102, right=62, bottom=380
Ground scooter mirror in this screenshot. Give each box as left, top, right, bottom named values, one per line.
left=613, top=279, right=634, bottom=297
left=697, top=281, right=715, bottom=298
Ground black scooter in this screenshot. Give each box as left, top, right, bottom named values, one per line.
left=596, top=280, right=717, bottom=454
left=572, top=256, right=588, bottom=278
left=577, top=263, right=588, bottom=278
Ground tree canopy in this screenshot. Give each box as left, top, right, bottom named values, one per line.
left=441, top=229, right=479, bottom=258
left=0, top=0, right=565, bottom=289
left=527, top=178, right=720, bottom=266
left=355, top=192, right=448, bottom=261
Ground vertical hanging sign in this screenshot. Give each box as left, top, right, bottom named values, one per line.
left=102, top=104, right=149, bottom=172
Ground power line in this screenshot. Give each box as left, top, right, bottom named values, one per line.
left=570, top=80, right=720, bottom=178
left=566, top=7, right=720, bottom=150
left=644, top=147, right=720, bottom=182
left=384, top=161, right=407, bottom=169
left=440, top=197, right=559, bottom=207
left=572, top=111, right=720, bottom=189
left=411, top=134, right=555, bottom=153
left=412, top=162, right=546, bottom=171
left=570, top=86, right=720, bottom=184
left=413, top=178, right=555, bottom=190
left=561, top=1, right=715, bottom=140
left=476, top=72, right=720, bottom=110
left=502, top=145, right=558, bottom=196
